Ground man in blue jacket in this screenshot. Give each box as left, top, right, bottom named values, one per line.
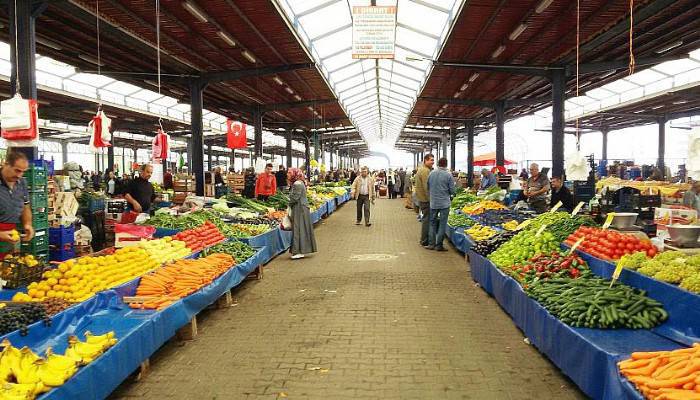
left=426, top=158, right=456, bottom=251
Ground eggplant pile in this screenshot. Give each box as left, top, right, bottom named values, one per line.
left=472, top=231, right=517, bottom=257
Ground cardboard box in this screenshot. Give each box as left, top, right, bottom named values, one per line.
left=654, top=207, right=698, bottom=231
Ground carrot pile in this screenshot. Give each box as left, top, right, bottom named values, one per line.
left=619, top=343, right=700, bottom=400
left=128, top=253, right=234, bottom=310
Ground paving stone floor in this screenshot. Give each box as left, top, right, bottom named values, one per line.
left=110, top=198, right=587, bottom=400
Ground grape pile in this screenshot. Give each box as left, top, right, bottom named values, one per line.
left=0, top=303, right=49, bottom=336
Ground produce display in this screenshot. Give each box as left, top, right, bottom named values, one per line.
left=447, top=212, right=475, bottom=228
left=128, top=253, right=234, bottom=310
left=501, top=220, right=519, bottom=231
left=172, top=222, right=226, bottom=252
left=0, top=303, right=49, bottom=336
left=227, top=224, right=271, bottom=238
left=526, top=277, right=668, bottom=329
left=18, top=238, right=189, bottom=302
left=1, top=255, right=46, bottom=289
left=506, top=251, right=590, bottom=283
left=0, top=332, right=117, bottom=399
left=489, top=229, right=559, bottom=268
left=144, top=210, right=220, bottom=230
left=470, top=210, right=529, bottom=227
left=41, top=298, right=71, bottom=316
left=204, top=241, right=256, bottom=262
left=618, top=251, right=700, bottom=292
left=619, top=344, right=700, bottom=400
left=451, top=192, right=478, bottom=209
left=225, top=194, right=270, bottom=213
left=465, top=224, right=497, bottom=241
left=565, top=226, right=657, bottom=261
left=461, top=200, right=506, bottom=215
left=472, top=231, right=517, bottom=257
left=259, top=192, right=290, bottom=210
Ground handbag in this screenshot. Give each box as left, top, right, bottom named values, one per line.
left=281, top=206, right=293, bottom=231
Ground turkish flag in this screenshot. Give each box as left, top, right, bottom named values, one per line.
left=227, top=120, right=247, bottom=149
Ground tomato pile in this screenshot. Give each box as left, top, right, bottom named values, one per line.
left=564, top=226, right=657, bottom=261
left=508, top=251, right=589, bottom=284
left=173, top=222, right=226, bottom=252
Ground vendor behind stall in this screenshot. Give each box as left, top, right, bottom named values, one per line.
left=125, top=164, right=155, bottom=213
left=550, top=176, right=574, bottom=212
left=0, top=150, right=35, bottom=257
left=524, top=163, right=550, bottom=213
left=683, top=181, right=700, bottom=213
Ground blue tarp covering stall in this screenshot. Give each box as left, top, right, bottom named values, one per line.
left=326, top=199, right=336, bottom=214
left=310, top=207, right=323, bottom=224
left=468, top=251, right=682, bottom=400
left=563, top=246, right=700, bottom=346
left=446, top=225, right=473, bottom=253
left=16, top=248, right=267, bottom=400
left=240, top=229, right=285, bottom=265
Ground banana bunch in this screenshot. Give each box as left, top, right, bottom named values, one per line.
left=0, top=331, right=116, bottom=399
left=502, top=220, right=519, bottom=231
left=466, top=224, right=497, bottom=241
left=65, top=331, right=117, bottom=365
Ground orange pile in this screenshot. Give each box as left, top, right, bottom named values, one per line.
left=128, top=253, right=234, bottom=310
left=619, top=343, right=700, bottom=400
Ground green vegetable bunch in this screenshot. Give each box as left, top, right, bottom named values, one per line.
left=447, top=212, right=475, bottom=228
left=489, top=230, right=559, bottom=268
left=204, top=240, right=256, bottom=263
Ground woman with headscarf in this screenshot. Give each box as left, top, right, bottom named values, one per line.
left=287, top=168, right=317, bottom=259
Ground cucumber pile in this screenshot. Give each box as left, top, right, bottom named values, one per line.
left=526, top=278, right=668, bottom=329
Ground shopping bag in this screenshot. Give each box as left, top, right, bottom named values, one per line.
left=281, top=207, right=293, bottom=231
left=1, top=95, right=38, bottom=142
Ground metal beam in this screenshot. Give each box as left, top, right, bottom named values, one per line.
left=495, top=101, right=505, bottom=168
left=551, top=70, right=566, bottom=178
left=261, top=98, right=337, bottom=113
left=201, top=63, right=314, bottom=84
left=575, top=54, right=689, bottom=75
left=505, top=96, right=551, bottom=108
left=466, top=121, right=474, bottom=187
left=420, top=97, right=495, bottom=109
left=9, top=0, right=37, bottom=98
left=190, top=80, right=206, bottom=196
left=434, top=61, right=560, bottom=77
left=658, top=117, right=666, bottom=178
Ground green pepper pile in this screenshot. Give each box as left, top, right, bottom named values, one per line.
left=204, top=241, right=256, bottom=263
left=447, top=212, right=475, bottom=228
left=526, top=277, right=667, bottom=329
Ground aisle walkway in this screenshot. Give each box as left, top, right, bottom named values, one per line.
left=110, top=199, right=586, bottom=400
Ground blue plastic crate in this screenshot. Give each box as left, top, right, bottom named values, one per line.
left=49, top=225, right=75, bottom=246
left=32, top=159, right=54, bottom=176
left=49, top=246, right=75, bottom=262
left=87, top=198, right=106, bottom=212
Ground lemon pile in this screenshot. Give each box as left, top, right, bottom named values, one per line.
left=466, top=224, right=498, bottom=241
left=15, top=238, right=191, bottom=303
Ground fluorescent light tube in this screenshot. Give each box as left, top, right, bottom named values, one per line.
left=460, top=83, right=469, bottom=91
left=509, top=23, right=527, bottom=41
left=242, top=50, right=256, bottom=63
left=469, top=73, right=479, bottom=82
left=183, top=1, right=208, bottom=22
left=217, top=31, right=237, bottom=47
left=273, top=76, right=284, bottom=85
left=535, top=0, right=554, bottom=14
left=655, top=41, right=683, bottom=54
left=491, top=45, right=505, bottom=59
left=285, top=87, right=294, bottom=94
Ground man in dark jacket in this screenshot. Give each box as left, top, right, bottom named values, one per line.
left=550, top=176, right=574, bottom=212
left=275, top=165, right=287, bottom=189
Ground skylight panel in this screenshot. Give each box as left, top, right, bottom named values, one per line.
left=329, top=61, right=364, bottom=82
left=131, top=89, right=164, bottom=102
left=653, top=58, right=699, bottom=75
left=313, top=28, right=352, bottom=59
left=71, top=73, right=113, bottom=87
left=298, top=1, right=350, bottom=40
left=396, top=0, right=448, bottom=39
left=395, top=26, right=439, bottom=58
left=103, top=81, right=142, bottom=96
left=603, top=79, right=639, bottom=93
left=335, top=74, right=367, bottom=92
left=627, top=69, right=667, bottom=86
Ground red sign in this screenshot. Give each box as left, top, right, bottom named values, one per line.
left=226, top=120, right=247, bottom=149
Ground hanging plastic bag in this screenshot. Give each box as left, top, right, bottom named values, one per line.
left=88, top=110, right=112, bottom=152
left=1, top=94, right=38, bottom=142
left=151, top=129, right=169, bottom=162
left=281, top=207, right=293, bottom=231
left=565, top=150, right=590, bottom=181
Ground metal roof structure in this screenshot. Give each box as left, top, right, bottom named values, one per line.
left=410, top=0, right=699, bottom=130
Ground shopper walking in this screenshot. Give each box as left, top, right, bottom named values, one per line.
left=351, top=166, right=375, bottom=226
left=106, top=171, right=117, bottom=196
left=415, top=154, right=434, bottom=247
left=387, top=169, right=396, bottom=199
left=287, top=168, right=317, bottom=259
left=426, top=158, right=455, bottom=251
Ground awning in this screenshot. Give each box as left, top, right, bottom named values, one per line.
left=473, top=152, right=516, bottom=166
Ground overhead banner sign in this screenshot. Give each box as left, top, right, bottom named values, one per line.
left=351, top=6, right=397, bottom=59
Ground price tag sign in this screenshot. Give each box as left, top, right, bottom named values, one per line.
left=515, top=219, right=532, bottom=231
left=567, top=237, right=585, bottom=255
left=609, top=263, right=625, bottom=288
left=571, top=202, right=585, bottom=216
left=549, top=201, right=563, bottom=213
left=535, top=224, right=548, bottom=237
left=602, top=213, right=616, bottom=230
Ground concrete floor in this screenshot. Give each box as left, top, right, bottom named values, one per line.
left=109, top=198, right=587, bottom=400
